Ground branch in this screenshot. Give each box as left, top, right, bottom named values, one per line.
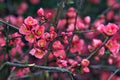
left=87, top=37, right=109, bottom=59
left=0, top=20, right=19, bottom=30
left=108, top=69, right=120, bottom=80
left=74, top=30, right=96, bottom=34
left=52, top=0, right=66, bottom=27
left=0, top=62, right=73, bottom=75
left=90, top=65, right=118, bottom=72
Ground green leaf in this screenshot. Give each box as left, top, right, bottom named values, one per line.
left=24, top=60, right=29, bottom=64
left=105, top=50, right=110, bottom=55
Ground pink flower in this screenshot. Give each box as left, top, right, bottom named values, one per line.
left=70, top=42, right=81, bottom=53
left=46, top=12, right=52, bottom=19
left=97, top=24, right=105, bottom=33
left=53, top=50, right=66, bottom=59
left=103, top=23, right=119, bottom=36
left=25, top=32, right=35, bottom=43
left=34, top=25, right=45, bottom=39
left=70, top=36, right=84, bottom=53
left=105, top=39, right=119, bottom=54
left=57, top=59, right=67, bottom=68
left=15, top=68, right=29, bottom=77
left=19, top=24, right=30, bottom=35
left=37, top=39, right=46, bottom=48
left=41, top=32, right=50, bottom=40
left=92, top=39, right=102, bottom=48
left=53, top=40, right=64, bottom=50
left=72, top=35, right=79, bottom=43
left=29, top=48, right=46, bottom=59
left=0, top=38, right=6, bottom=47
left=76, top=22, right=86, bottom=30
left=67, top=24, right=74, bottom=32
left=24, top=16, right=38, bottom=26
left=68, top=59, right=78, bottom=67
left=98, top=47, right=105, bottom=56
left=37, top=8, right=44, bottom=16
left=83, top=67, right=90, bottom=73
left=84, top=16, right=91, bottom=24
left=81, top=59, right=90, bottom=67
left=50, top=31, right=57, bottom=40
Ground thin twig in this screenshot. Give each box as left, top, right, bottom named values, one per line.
left=52, top=0, right=66, bottom=27
left=108, top=69, right=120, bottom=80
left=0, top=62, right=73, bottom=75
left=0, top=20, right=19, bottom=30
left=74, top=30, right=96, bottom=34
left=90, top=65, right=118, bottom=72
left=87, top=37, right=109, bottom=59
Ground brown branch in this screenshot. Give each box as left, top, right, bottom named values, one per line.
left=87, top=37, right=109, bottom=59
left=0, top=20, right=19, bottom=30
left=108, top=69, right=120, bottom=80
left=0, top=62, right=73, bottom=75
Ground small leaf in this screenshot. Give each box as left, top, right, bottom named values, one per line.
left=105, top=50, right=110, bottom=55
left=24, top=60, right=29, bottom=64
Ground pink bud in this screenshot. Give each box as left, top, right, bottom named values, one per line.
left=46, top=12, right=52, bottom=19
left=37, top=8, right=44, bottom=16
left=50, top=26, right=55, bottom=31
left=81, top=59, right=90, bottom=67
left=67, top=24, right=74, bottom=32
left=83, top=67, right=90, bottom=73
left=84, top=16, right=91, bottom=24
left=108, top=58, right=113, bottom=65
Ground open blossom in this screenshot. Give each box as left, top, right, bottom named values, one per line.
left=72, top=35, right=79, bottom=43
left=97, top=24, right=105, bottom=33
left=19, top=24, right=30, bottom=35
left=81, top=59, right=90, bottom=67
left=103, top=23, right=119, bottom=36
left=53, top=50, right=66, bottom=59
left=25, top=32, right=35, bottom=43
left=50, top=31, right=57, bottom=40
left=70, top=35, right=84, bottom=53
left=70, top=41, right=81, bottom=53
left=105, top=39, right=119, bottom=54
left=29, top=48, right=46, bottom=59
left=37, top=39, right=46, bottom=48
left=97, top=23, right=119, bottom=36
left=67, top=24, right=74, bottom=32
left=92, top=39, right=102, bottom=48
left=53, top=40, right=64, bottom=50
left=34, top=25, right=45, bottom=39
left=24, top=16, right=38, bottom=26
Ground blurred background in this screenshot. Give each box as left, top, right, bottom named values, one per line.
left=0, top=0, right=118, bottom=27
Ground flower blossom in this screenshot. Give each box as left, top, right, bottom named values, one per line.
left=24, top=16, right=38, bottom=26
left=29, top=48, right=46, bottom=59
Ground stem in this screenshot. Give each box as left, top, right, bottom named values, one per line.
left=90, top=65, right=118, bottom=72
left=0, top=62, right=73, bottom=75
left=0, top=20, right=19, bottom=30
left=87, top=37, right=109, bottom=59
left=52, top=0, right=66, bottom=27
left=108, top=69, right=120, bottom=80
